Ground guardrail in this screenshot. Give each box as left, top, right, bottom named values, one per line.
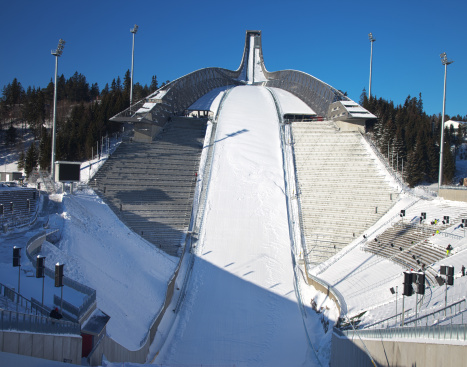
left=269, top=87, right=325, bottom=367
left=403, top=298, right=467, bottom=327
left=360, top=132, right=409, bottom=193
left=336, top=323, right=467, bottom=342
left=0, top=309, right=80, bottom=335
left=363, top=308, right=413, bottom=330
left=0, top=282, right=50, bottom=317
left=0, top=190, right=41, bottom=230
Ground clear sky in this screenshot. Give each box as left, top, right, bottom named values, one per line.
left=1, top=0, right=465, bottom=117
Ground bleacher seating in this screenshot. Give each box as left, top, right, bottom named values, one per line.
left=363, top=208, right=467, bottom=284
left=92, top=117, right=206, bottom=257
left=0, top=187, right=39, bottom=229
left=291, top=120, right=400, bottom=265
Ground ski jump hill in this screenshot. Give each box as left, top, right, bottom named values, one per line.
left=4, top=31, right=467, bottom=367
left=94, top=31, right=467, bottom=366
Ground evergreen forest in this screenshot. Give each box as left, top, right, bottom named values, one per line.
left=1, top=71, right=167, bottom=177
left=360, top=88, right=467, bottom=187
left=1, top=73, right=466, bottom=188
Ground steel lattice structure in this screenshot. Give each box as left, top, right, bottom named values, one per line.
left=111, top=30, right=367, bottom=136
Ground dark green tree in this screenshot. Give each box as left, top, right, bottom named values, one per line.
left=24, top=142, right=38, bottom=177
left=17, top=150, right=25, bottom=171
left=39, top=127, right=51, bottom=170
left=150, top=75, right=158, bottom=92
left=6, top=125, right=16, bottom=145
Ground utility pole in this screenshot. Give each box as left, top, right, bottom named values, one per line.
left=130, top=24, right=139, bottom=111
left=438, top=52, right=453, bottom=192
left=368, top=33, right=376, bottom=100
left=51, top=39, right=65, bottom=182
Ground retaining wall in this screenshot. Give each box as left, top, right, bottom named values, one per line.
left=331, top=332, right=467, bottom=367
left=439, top=187, right=467, bottom=203
left=0, top=330, right=82, bottom=365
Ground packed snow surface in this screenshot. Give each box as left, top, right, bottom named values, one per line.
left=270, top=87, right=316, bottom=115
left=187, top=85, right=232, bottom=112
left=155, top=85, right=312, bottom=366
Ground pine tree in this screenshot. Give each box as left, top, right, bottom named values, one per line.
left=123, top=69, right=131, bottom=96
left=24, top=142, right=38, bottom=177
left=359, top=87, right=368, bottom=107
left=150, top=75, right=158, bottom=92
left=39, top=127, right=51, bottom=170
left=443, top=142, right=456, bottom=184
left=6, top=125, right=16, bottom=145
left=17, top=150, right=25, bottom=171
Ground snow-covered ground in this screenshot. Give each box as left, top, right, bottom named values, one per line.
left=2, top=84, right=467, bottom=366
left=154, top=85, right=321, bottom=366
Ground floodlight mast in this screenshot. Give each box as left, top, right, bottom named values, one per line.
left=130, top=25, right=138, bottom=112
left=51, top=39, right=65, bottom=182
left=438, top=52, right=454, bottom=192
left=368, top=33, right=375, bottom=100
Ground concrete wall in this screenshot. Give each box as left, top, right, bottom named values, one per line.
left=334, top=120, right=365, bottom=133
left=439, top=187, right=467, bottom=203
left=133, top=124, right=162, bottom=143
left=305, top=272, right=342, bottom=315
left=0, top=330, right=82, bottom=365
left=331, top=332, right=467, bottom=367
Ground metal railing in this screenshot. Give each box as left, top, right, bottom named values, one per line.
left=403, top=298, right=467, bottom=327
left=111, top=67, right=243, bottom=125
left=0, top=309, right=80, bottom=335
left=269, top=87, right=324, bottom=367
left=363, top=308, right=413, bottom=330
left=0, top=282, right=50, bottom=317
left=337, top=323, right=467, bottom=342
left=315, top=198, right=421, bottom=275
left=360, top=132, right=407, bottom=190
left=264, top=69, right=349, bottom=118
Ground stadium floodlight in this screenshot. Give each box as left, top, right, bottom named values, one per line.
left=51, top=39, right=66, bottom=182
left=52, top=38, right=65, bottom=57
left=438, top=52, right=454, bottom=192
left=130, top=25, right=139, bottom=112
left=368, top=33, right=376, bottom=100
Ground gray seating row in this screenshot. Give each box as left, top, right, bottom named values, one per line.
left=92, top=118, right=206, bottom=256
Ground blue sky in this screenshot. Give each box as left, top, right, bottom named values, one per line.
left=1, top=0, right=465, bottom=117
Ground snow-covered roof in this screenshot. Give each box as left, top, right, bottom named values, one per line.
left=270, top=87, right=316, bottom=115
left=445, top=120, right=465, bottom=129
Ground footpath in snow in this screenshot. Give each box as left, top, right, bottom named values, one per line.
left=155, top=86, right=312, bottom=366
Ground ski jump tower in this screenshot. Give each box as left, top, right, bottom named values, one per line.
left=111, top=30, right=375, bottom=141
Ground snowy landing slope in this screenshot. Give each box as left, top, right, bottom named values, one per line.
left=155, top=86, right=310, bottom=366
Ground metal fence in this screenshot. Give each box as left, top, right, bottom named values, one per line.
left=0, top=309, right=80, bottom=335
left=403, top=299, right=467, bottom=328
left=338, top=323, right=467, bottom=342
left=0, top=282, right=50, bottom=317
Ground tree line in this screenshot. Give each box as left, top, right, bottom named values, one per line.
left=360, top=89, right=467, bottom=187
left=1, top=71, right=168, bottom=177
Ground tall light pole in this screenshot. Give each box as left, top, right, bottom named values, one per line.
left=368, top=33, right=376, bottom=100
left=438, top=52, right=454, bottom=191
left=51, top=39, right=65, bottom=182
left=130, top=24, right=138, bottom=111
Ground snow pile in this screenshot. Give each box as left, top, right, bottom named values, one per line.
left=41, top=190, right=178, bottom=349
